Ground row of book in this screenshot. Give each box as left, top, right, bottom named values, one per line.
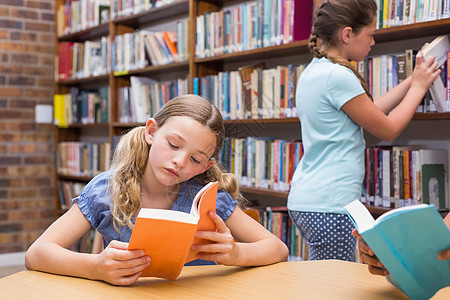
left=197, top=63, right=306, bottom=120
left=195, top=0, right=313, bottom=58
left=362, top=146, right=449, bottom=209
left=53, top=86, right=109, bottom=127
left=219, top=137, right=304, bottom=192
left=257, top=208, right=308, bottom=260
left=118, top=76, right=188, bottom=123
left=56, top=0, right=110, bottom=37
left=57, top=141, right=111, bottom=177
left=376, top=0, right=449, bottom=29
left=111, top=0, right=182, bottom=20
left=57, top=38, right=110, bottom=81
left=57, top=181, right=86, bottom=211
left=114, top=24, right=188, bottom=73
left=357, top=41, right=450, bottom=113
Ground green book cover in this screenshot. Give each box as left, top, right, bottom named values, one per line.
left=422, top=164, right=446, bottom=209
left=345, top=200, right=450, bottom=300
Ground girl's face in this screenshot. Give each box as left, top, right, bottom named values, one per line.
left=145, top=116, right=216, bottom=187
left=346, top=17, right=377, bottom=62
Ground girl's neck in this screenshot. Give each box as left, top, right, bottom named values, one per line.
left=140, top=183, right=180, bottom=209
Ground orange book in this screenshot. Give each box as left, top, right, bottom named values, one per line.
left=128, top=181, right=218, bottom=280
left=162, top=31, right=178, bottom=62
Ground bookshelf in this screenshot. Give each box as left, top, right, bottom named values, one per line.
left=54, top=0, right=450, bottom=256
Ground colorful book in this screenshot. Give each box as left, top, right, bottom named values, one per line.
left=345, top=199, right=450, bottom=300
left=128, top=181, right=218, bottom=280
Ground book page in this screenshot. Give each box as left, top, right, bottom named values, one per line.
left=374, top=204, right=428, bottom=225
left=344, top=200, right=375, bottom=233
left=136, top=208, right=197, bottom=224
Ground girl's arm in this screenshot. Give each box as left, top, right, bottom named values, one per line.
left=25, top=203, right=150, bottom=285
left=192, top=207, right=289, bottom=266
left=374, top=76, right=412, bottom=114
left=342, top=52, right=439, bottom=141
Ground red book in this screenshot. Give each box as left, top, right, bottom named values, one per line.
left=290, top=0, right=314, bottom=42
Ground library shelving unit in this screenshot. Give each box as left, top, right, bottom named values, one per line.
left=54, top=0, right=450, bottom=256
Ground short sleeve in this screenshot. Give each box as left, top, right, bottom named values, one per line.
left=215, top=189, right=237, bottom=221
left=73, top=171, right=112, bottom=229
left=327, top=66, right=365, bottom=109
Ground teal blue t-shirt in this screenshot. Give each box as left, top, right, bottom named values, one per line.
left=287, top=57, right=366, bottom=214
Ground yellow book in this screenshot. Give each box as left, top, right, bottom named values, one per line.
left=53, top=94, right=67, bottom=128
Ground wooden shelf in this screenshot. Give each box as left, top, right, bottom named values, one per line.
left=57, top=74, right=110, bottom=86
left=195, top=40, right=310, bottom=64
left=57, top=23, right=109, bottom=42
left=112, top=0, right=189, bottom=28
left=373, top=19, right=450, bottom=43
left=114, top=61, right=190, bottom=77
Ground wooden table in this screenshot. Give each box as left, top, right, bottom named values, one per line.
left=1, top=260, right=449, bottom=299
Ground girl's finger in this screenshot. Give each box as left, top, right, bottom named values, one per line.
left=208, top=211, right=227, bottom=233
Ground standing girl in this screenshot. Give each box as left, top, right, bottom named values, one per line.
left=288, top=0, right=440, bottom=261
left=26, top=95, right=288, bottom=285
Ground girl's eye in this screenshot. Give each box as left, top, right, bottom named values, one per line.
left=191, top=157, right=200, bottom=164
left=168, top=141, right=178, bottom=149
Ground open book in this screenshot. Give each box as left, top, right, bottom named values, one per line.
left=344, top=200, right=450, bottom=300
left=128, top=181, right=218, bottom=280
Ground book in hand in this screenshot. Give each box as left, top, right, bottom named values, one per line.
left=422, top=35, right=450, bottom=112
left=128, top=181, right=218, bottom=280
left=344, top=200, right=450, bottom=300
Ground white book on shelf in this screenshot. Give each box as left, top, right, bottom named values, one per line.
left=422, top=35, right=450, bottom=112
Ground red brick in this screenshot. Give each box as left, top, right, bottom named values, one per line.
left=40, top=12, right=54, bottom=22
left=24, top=198, right=54, bottom=209
left=8, top=121, right=37, bottom=131
left=0, top=41, right=23, bottom=51
left=0, top=0, right=24, bottom=6
left=0, top=179, right=21, bottom=187
left=0, top=76, right=5, bottom=84
left=39, top=187, right=55, bottom=197
left=24, top=155, right=52, bottom=164
left=10, top=9, right=39, bottom=19
left=0, top=31, right=7, bottom=39
left=10, top=31, right=37, bottom=41
left=0, top=65, right=22, bottom=74
left=0, top=244, right=25, bottom=253
left=24, top=177, right=51, bottom=187
left=23, top=43, right=53, bottom=54
left=0, top=145, right=6, bottom=153
left=10, top=98, right=37, bottom=107
left=26, top=1, right=52, bottom=10
left=9, top=210, right=39, bottom=221
left=10, top=53, right=38, bottom=64
left=0, top=133, right=22, bottom=142
left=39, top=55, right=54, bottom=65
left=0, top=156, right=21, bottom=165
left=0, top=19, right=22, bottom=29
left=38, top=33, right=54, bottom=43
left=0, top=53, right=8, bottom=62
left=23, top=89, right=53, bottom=98
left=10, top=189, right=37, bottom=198
left=25, top=22, right=52, bottom=32
left=0, top=223, right=22, bottom=233
left=0, top=8, right=9, bottom=17
left=9, top=77, right=36, bottom=86
left=23, top=132, right=53, bottom=142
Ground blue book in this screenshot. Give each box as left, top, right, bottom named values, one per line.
left=344, top=200, right=450, bottom=300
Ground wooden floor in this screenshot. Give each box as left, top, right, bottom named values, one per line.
left=0, top=265, right=25, bottom=278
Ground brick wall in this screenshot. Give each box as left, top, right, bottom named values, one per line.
left=0, top=1, right=56, bottom=254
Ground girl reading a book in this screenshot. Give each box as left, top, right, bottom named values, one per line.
left=25, top=95, right=289, bottom=285
left=287, top=0, right=440, bottom=262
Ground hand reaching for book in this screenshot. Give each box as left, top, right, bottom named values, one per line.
left=191, top=211, right=241, bottom=266
left=94, top=240, right=150, bottom=285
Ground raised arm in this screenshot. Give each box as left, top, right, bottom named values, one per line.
left=342, top=52, right=440, bottom=141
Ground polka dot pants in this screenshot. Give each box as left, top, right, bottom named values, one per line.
left=288, top=210, right=357, bottom=262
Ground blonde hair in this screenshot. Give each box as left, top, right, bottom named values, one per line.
left=109, top=94, right=246, bottom=231
left=309, top=0, right=377, bottom=99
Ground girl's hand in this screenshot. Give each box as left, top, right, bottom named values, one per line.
left=410, top=50, right=440, bottom=92
left=93, top=240, right=150, bottom=285
left=192, top=211, right=242, bottom=266
left=352, top=229, right=389, bottom=276
left=438, top=248, right=450, bottom=271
